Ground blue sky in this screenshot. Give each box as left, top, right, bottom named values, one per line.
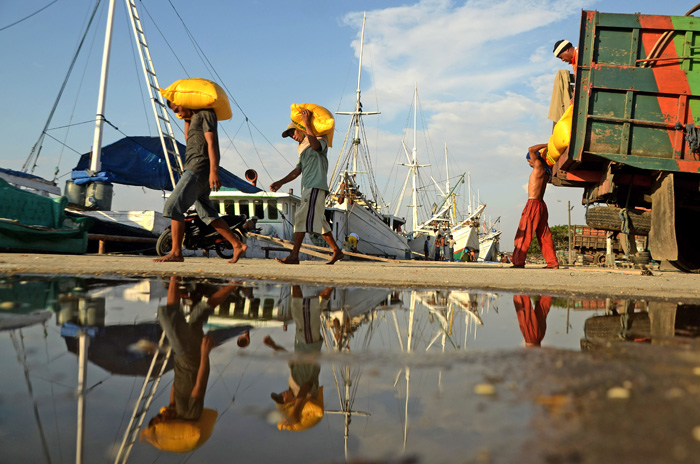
left=0, top=0, right=690, bottom=248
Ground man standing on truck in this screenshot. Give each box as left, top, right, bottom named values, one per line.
left=553, top=39, right=578, bottom=75
left=512, top=144, right=559, bottom=269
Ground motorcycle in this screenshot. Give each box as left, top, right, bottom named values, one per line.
left=155, top=211, right=248, bottom=259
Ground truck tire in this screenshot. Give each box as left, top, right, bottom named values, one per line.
left=594, top=252, right=606, bottom=265
left=156, top=229, right=172, bottom=257
left=630, top=251, right=651, bottom=265
left=586, top=206, right=651, bottom=236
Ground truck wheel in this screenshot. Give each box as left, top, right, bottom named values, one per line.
left=586, top=206, right=651, bottom=236
left=594, top=252, right=606, bottom=265
left=156, top=229, right=172, bottom=257
left=630, top=250, right=651, bottom=265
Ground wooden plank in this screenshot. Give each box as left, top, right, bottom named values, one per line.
left=88, top=233, right=157, bottom=243
left=250, top=234, right=333, bottom=261
left=249, top=233, right=400, bottom=263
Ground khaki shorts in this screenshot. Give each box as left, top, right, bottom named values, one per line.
left=295, top=188, right=331, bottom=234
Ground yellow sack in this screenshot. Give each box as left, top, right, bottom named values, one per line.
left=291, top=103, right=335, bottom=147
left=277, top=386, right=324, bottom=432
left=140, top=408, right=218, bottom=453
left=160, top=78, right=232, bottom=121
left=546, top=104, right=573, bottom=166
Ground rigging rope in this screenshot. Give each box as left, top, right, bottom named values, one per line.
left=163, top=0, right=293, bottom=177
left=0, top=0, right=59, bottom=32
left=139, top=2, right=189, bottom=77
left=123, top=3, right=153, bottom=137
left=23, top=0, right=103, bottom=174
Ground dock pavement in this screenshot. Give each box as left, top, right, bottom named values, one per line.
left=1, top=253, right=699, bottom=301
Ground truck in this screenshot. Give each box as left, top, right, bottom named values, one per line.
left=552, top=8, right=700, bottom=272
left=571, top=225, right=648, bottom=266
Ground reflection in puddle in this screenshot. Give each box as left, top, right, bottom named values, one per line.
left=1, top=275, right=698, bottom=463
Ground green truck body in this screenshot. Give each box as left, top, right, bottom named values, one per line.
left=553, top=10, right=700, bottom=272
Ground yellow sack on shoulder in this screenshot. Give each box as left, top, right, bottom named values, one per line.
left=276, top=386, right=324, bottom=432
left=291, top=103, right=335, bottom=147
left=140, top=408, right=218, bottom=453
left=160, top=78, right=232, bottom=121
left=546, top=104, right=573, bottom=166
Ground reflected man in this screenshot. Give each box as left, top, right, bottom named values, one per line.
left=513, top=294, right=552, bottom=347
left=265, top=285, right=331, bottom=429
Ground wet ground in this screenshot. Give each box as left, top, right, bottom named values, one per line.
left=2, top=268, right=700, bottom=463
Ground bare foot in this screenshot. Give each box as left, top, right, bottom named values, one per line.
left=228, top=243, right=248, bottom=264
left=326, top=251, right=344, bottom=265
left=276, top=256, right=299, bottom=265
left=263, top=336, right=275, bottom=348
left=153, top=253, right=184, bottom=263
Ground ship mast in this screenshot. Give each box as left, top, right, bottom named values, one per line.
left=334, top=13, right=380, bottom=183
left=89, top=0, right=117, bottom=172
left=396, top=85, right=429, bottom=232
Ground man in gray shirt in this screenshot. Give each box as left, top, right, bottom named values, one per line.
left=270, top=109, right=344, bottom=265
left=154, top=104, right=246, bottom=263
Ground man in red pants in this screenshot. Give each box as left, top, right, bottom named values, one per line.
left=512, top=143, right=559, bottom=269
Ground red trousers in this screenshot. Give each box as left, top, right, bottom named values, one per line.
left=513, top=295, right=552, bottom=346
left=512, top=199, right=558, bottom=267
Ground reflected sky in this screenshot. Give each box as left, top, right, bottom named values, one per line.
left=1, top=275, right=697, bottom=463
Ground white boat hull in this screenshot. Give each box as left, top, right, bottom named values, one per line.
left=327, top=203, right=410, bottom=259
left=478, top=231, right=502, bottom=262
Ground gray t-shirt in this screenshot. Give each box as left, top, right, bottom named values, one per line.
left=296, top=138, right=329, bottom=191
left=184, top=109, right=218, bottom=176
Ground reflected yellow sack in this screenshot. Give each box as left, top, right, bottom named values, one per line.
left=160, top=78, right=232, bottom=121
left=291, top=103, right=335, bottom=147
left=277, top=386, right=324, bottom=432
left=140, top=408, right=218, bottom=453
left=546, top=104, right=573, bottom=166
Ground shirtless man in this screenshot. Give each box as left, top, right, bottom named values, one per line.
left=512, top=143, right=559, bottom=269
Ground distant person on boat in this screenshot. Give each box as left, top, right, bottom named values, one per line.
left=337, top=174, right=356, bottom=206
left=513, top=294, right=552, bottom=347
left=243, top=216, right=260, bottom=233
left=270, top=108, right=344, bottom=265
left=448, top=235, right=456, bottom=262
left=154, top=103, right=246, bottom=263
left=347, top=232, right=359, bottom=252
left=512, top=144, right=559, bottom=269
left=434, top=234, right=443, bottom=261
left=424, top=236, right=430, bottom=260
left=264, top=285, right=330, bottom=430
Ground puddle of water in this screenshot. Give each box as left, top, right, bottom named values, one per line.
left=0, top=274, right=697, bottom=463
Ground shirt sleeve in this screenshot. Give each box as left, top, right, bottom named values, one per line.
left=200, top=110, right=218, bottom=134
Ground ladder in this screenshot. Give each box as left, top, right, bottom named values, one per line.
left=124, top=0, right=183, bottom=189
left=114, top=332, right=172, bottom=464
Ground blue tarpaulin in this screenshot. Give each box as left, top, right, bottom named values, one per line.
left=73, top=136, right=261, bottom=193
